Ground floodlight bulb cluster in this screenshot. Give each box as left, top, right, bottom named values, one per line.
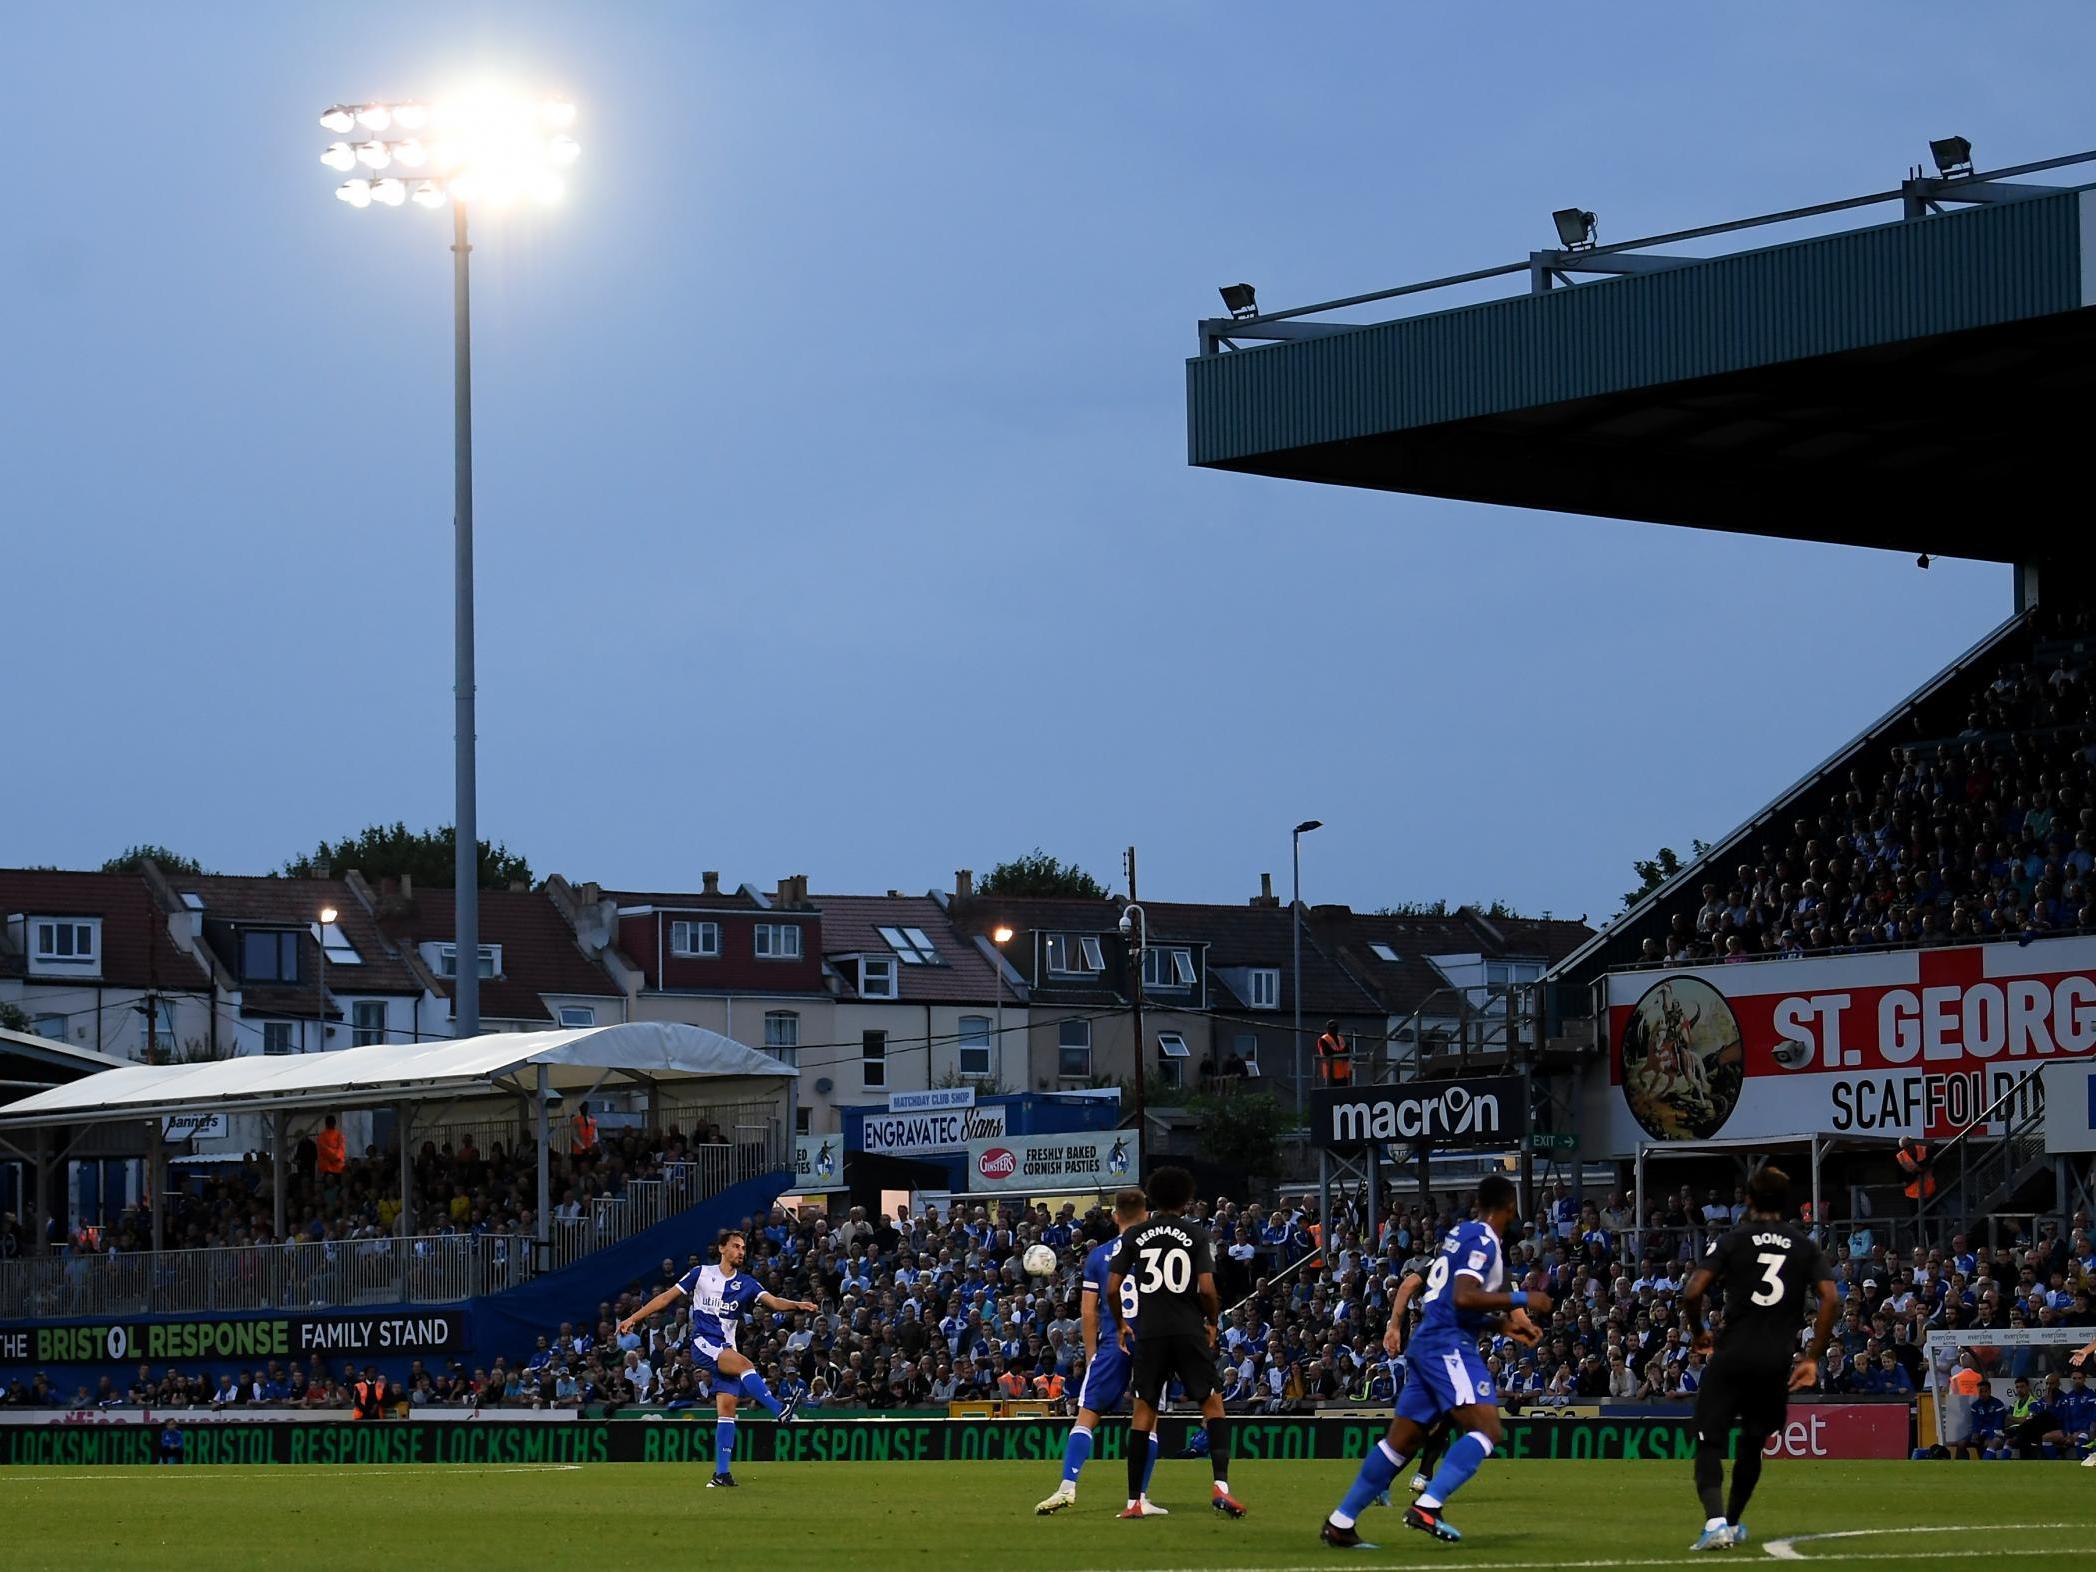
left=319, top=94, right=578, bottom=211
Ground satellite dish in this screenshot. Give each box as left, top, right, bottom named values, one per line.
left=814, top=1077, right=834, bottom=1094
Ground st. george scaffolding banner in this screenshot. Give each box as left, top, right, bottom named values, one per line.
left=1606, top=935, right=2095, bottom=1147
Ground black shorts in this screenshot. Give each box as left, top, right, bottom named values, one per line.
left=1130, top=1332, right=1218, bottom=1407
left=1692, top=1352, right=1790, bottom=1445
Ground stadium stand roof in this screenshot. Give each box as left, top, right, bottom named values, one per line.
left=0, top=1020, right=794, bottom=1130
left=1188, top=150, right=2096, bottom=560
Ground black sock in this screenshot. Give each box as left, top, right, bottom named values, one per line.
left=1127, top=1428, right=1151, bottom=1500
left=1694, top=1438, right=1726, bottom=1521
left=1726, top=1442, right=1764, bottom=1524
left=1421, top=1426, right=1448, bottom=1476
left=1205, top=1416, right=1231, bottom=1485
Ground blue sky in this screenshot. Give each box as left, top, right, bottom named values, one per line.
left=5, top=3, right=2089, bottom=920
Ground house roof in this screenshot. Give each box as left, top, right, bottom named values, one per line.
left=949, top=896, right=1132, bottom=1005
left=1317, top=907, right=1596, bottom=1016
left=184, top=874, right=424, bottom=1012
left=607, top=886, right=771, bottom=914
left=813, top=894, right=1008, bottom=1004
left=378, top=887, right=625, bottom=1024
left=0, top=869, right=212, bottom=993
left=1137, top=900, right=1384, bottom=1018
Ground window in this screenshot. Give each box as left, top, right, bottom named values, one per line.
left=1235, top=1031, right=1259, bottom=1064
left=1368, top=942, right=1400, bottom=963
left=262, top=1022, right=296, bottom=1055
left=437, top=943, right=500, bottom=979
left=862, top=1029, right=887, bottom=1089
left=1045, top=933, right=1105, bottom=975
left=141, top=999, right=177, bottom=1048
left=34, top=1013, right=66, bottom=1042
left=557, top=1005, right=597, bottom=1029
left=352, top=1000, right=386, bottom=1047
left=764, top=1011, right=800, bottom=1050
left=31, top=918, right=99, bottom=972
left=1057, top=1019, right=1091, bottom=1079
left=179, top=892, right=205, bottom=911
left=1159, top=1056, right=1183, bottom=1090
left=1141, top=947, right=1197, bottom=989
left=241, top=930, right=301, bottom=982
left=795, top=1105, right=812, bottom=1136
left=310, top=922, right=362, bottom=964
left=859, top=955, right=898, bottom=999
left=1157, top=1031, right=1190, bottom=1060
left=957, top=1015, right=992, bottom=1077
left=755, top=923, right=802, bottom=960
left=877, top=925, right=941, bottom=965
left=1248, top=968, right=1280, bottom=1009
left=670, top=920, right=720, bottom=958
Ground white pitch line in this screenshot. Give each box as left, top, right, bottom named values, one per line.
left=1760, top=1521, right=2090, bottom=1561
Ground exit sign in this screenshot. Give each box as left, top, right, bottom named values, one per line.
left=1527, top=1132, right=1576, bottom=1153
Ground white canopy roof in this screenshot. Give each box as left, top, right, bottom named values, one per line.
left=0, top=1021, right=794, bottom=1129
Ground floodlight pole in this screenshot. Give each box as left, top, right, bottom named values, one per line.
left=452, top=199, right=480, bottom=1038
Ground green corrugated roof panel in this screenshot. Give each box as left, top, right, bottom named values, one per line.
left=1188, top=190, right=2087, bottom=467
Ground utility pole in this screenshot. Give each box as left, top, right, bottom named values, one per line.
left=1123, top=846, right=1145, bottom=1172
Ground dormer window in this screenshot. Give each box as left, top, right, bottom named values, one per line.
left=1045, top=933, right=1106, bottom=975
left=29, top=918, right=100, bottom=976
left=877, top=926, right=941, bottom=965
left=1141, top=947, right=1197, bottom=989
left=437, top=943, right=501, bottom=979
left=241, top=930, right=301, bottom=983
left=860, top=955, right=898, bottom=1000
left=1248, top=967, right=1280, bottom=1009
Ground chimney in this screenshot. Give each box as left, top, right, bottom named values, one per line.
left=1251, top=872, right=1280, bottom=909
left=400, top=873, right=414, bottom=902
left=701, top=871, right=720, bottom=898
left=579, top=882, right=601, bottom=905
left=955, top=868, right=973, bottom=903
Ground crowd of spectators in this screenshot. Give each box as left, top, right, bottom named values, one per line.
left=1639, top=607, right=2096, bottom=966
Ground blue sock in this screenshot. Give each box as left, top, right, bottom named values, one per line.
left=1060, top=1424, right=1093, bottom=1486
left=1419, top=1431, right=1493, bottom=1508
left=715, top=1419, right=735, bottom=1474
left=1332, top=1438, right=1407, bottom=1527
left=738, top=1370, right=784, bottom=1419
left=1140, top=1429, right=1159, bottom=1495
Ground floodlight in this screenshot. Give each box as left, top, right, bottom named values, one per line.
left=372, top=178, right=407, bottom=207
left=1929, top=136, right=1973, bottom=176
left=548, top=133, right=580, bottom=166
left=320, top=142, right=357, bottom=172
left=319, top=105, right=357, bottom=133
left=1552, top=207, right=1598, bottom=249
left=541, top=100, right=577, bottom=129
left=392, top=102, right=428, bottom=131
left=355, top=103, right=392, bottom=132
left=318, top=906, right=339, bottom=926
left=1218, top=282, right=1258, bottom=320
left=392, top=139, right=429, bottom=168
left=355, top=140, right=391, bottom=170
left=335, top=179, right=373, bottom=208
left=411, top=180, right=446, bottom=209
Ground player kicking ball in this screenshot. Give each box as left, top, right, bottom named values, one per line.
left=1104, top=1166, right=1247, bottom=1520
left=2077, top=1338, right=2096, bottom=1467
left=1036, top=1187, right=1162, bottom=1514
left=1679, top=1166, right=1838, bottom=1550
left=1321, top=1174, right=1545, bottom=1549
left=617, top=1228, right=817, bottom=1488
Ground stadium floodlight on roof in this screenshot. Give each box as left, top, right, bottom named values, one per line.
left=311, top=84, right=579, bottom=1043
left=1551, top=207, right=1598, bottom=250
left=1930, top=135, right=1974, bottom=177
left=1219, top=282, right=1259, bottom=320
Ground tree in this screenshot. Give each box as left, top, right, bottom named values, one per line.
left=0, top=1002, right=30, bottom=1033
left=976, top=849, right=1111, bottom=901
left=1192, top=1091, right=1289, bottom=1180
left=282, top=823, right=533, bottom=889
left=103, top=844, right=206, bottom=876
left=1623, top=838, right=1712, bottom=910
left=1373, top=898, right=1533, bottom=920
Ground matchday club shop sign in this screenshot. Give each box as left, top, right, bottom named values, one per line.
left=0, top=1312, right=466, bottom=1367
left=0, top=1406, right=1909, bottom=1467
left=1608, top=934, right=2096, bottom=1145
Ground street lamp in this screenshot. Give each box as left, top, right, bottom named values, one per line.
left=992, top=926, right=1014, bottom=1088
left=1291, top=819, right=1323, bottom=1111
left=316, top=89, right=579, bottom=1038
left=1119, top=903, right=1148, bottom=1153
left=316, top=905, right=339, bottom=1053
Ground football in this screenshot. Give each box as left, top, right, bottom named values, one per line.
left=1022, top=1243, right=1058, bottom=1276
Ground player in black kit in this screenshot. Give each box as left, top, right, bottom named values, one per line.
left=1103, top=1165, right=1247, bottom=1520
left=1679, top=1165, right=1837, bottom=1552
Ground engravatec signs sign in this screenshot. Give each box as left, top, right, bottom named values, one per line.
left=1605, top=935, right=2096, bottom=1148
left=966, top=1133, right=1136, bottom=1193
left=858, top=1102, right=1006, bottom=1155
left=1312, top=1077, right=1528, bottom=1149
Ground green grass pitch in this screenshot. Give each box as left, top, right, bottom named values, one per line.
left=2, top=1458, right=2090, bottom=1570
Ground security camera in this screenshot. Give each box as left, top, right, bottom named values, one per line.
left=1117, top=912, right=1133, bottom=936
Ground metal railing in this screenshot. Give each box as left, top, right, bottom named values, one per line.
left=1916, top=1067, right=2050, bottom=1237
left=0, top=1113, right=786, bottom=1320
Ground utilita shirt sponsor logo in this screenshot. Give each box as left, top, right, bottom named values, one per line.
left=976, top=1148, right=1017, bottom=1180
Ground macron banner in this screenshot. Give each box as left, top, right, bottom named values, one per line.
left=1312, top=1076, right=1529, bottom=1150
left=1606, top=936, right=2096, bottom=1148
left=965, top=1132, right=1137, bottom=1193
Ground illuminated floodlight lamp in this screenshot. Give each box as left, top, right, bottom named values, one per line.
left=320, top=142, right=357, bottom=172
left=1552, top=207, right=1598, bottom=249
left=372, top=178, right=407, bottom=207
left=541, top=100, right=577, bottom=129
left=392, top=139, right=429, bottom=168
left=319, top=105, right=357, bottom=133
left=548, top=134, right=580, bottom=166
left=355, top=140, right=391, bottom=170
left=1218, top=282, right=1258, bottom=320
left=411, top=180, right=446, bottom=209
left=335, top=179, right=373, bottom=209
left=1929, top=135, right=1973, bottom=176
left=355, top=103, right=392, bottom=132
left=320, top=91, right=579, bottom=212
left=392, top=102, right=429, bottom=131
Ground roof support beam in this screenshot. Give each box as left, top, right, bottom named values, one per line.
left=1528, top=248, right=1696, bottom=293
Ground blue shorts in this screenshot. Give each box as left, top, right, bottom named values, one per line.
left=1075, top=1346, right=1130, bottom=1412
left=689, top=1336, right=738, bottom=1377
left=1395, top=1342, right=1495, bottom=1424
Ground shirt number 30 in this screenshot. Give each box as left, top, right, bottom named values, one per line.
left=1138, top=1244, right=1192, bottom=1295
